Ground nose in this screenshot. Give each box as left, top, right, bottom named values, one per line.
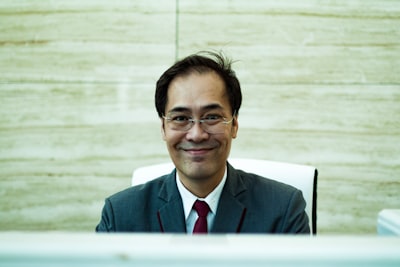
left=186, top=120, right=209, bottom=142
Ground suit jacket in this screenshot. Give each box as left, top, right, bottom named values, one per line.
left=96, top=163, right=310, bottom=234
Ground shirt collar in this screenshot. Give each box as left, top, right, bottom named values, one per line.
left=176, top=167, right=227, bottom=220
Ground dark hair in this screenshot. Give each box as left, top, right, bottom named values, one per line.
left=155, top=51, right=242, bottom=117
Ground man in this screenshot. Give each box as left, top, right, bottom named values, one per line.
left=96, top=51, right=310, bottom=234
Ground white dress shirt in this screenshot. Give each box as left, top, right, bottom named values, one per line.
left=176, top=168, right=227, bottom=234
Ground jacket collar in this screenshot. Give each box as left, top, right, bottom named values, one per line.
left=211, top=163, right=247, bottom=233
left=156, top=163, right=248, bottom=233
left=157, top=169, right=187, bottom=232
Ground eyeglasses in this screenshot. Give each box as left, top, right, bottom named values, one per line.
left=163, top=111, right=236, bottom=134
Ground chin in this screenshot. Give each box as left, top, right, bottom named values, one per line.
left=186, top=161, right=222, bottom=178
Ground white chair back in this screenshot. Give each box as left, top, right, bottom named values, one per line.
left=132, top=158, right=317, bottom=234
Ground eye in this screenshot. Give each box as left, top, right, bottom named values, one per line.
left=171, top=115, right=190, bottom=123
left=203, top=114, right=223, bottom=123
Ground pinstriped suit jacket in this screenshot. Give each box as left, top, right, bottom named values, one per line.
left=96, top=163, right=309, bottom=234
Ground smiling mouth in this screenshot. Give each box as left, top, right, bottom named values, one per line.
left=184, top=148, right=212, bottom=155
left=178, top=142, right=218, bottom=156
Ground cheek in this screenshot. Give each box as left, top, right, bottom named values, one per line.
left=163, top=130, right=183, bottom=147
left=161, top=122, right=183, bottom=143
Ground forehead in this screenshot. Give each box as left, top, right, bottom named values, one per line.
left=165, top=71, right=231, bottom=113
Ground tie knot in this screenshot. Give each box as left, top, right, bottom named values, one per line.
left=194, top=200, right=210, bottom=217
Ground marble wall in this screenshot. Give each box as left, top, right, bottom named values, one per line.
left=1, top=0, right=399, bottom=233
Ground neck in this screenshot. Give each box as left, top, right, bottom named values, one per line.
left=178, top=171, right=224, bottom=198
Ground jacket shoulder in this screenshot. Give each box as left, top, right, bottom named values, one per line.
left=107, top=175, right=167, bottom=204
left=233, top=168, right=299, bottom=195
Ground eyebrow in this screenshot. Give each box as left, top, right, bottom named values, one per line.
left=167, top=104, right=224, bottom=114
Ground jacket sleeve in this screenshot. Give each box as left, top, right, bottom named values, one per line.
left=281, top=189, right=310, bottom=234
left=95, top=198, right=115, bottom=232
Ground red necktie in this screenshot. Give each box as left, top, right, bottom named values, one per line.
left=193, top=200, right=210, bottom=234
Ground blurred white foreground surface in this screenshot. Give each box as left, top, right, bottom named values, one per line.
left=0, top=233, right=399, bottom=267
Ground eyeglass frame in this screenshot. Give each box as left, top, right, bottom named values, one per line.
left=162, top=110, right=237, bottom=134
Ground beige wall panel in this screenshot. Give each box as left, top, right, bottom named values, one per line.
left=0, top=82, right=165, bottom=230
left=0, top=0, right=176, bottom=82
left=0, top=0, right=399, bottom=233
left=178, top=0, right=400, bottom=84
left=234, top=84, right=400, bottom=233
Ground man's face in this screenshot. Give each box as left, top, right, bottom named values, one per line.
left=161, top=71, right=238, bottom=187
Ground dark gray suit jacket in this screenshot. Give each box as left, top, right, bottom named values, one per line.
left=96, top=163, right=310, bottom=234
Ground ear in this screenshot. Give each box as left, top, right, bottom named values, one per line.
left=161, top=118, right=167, bottom=141
left=231, top=114, right=239, bottom=139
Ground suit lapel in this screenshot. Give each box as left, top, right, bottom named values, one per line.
left=156, top=164, right=247, bottom=233
left=157, top=171, right=187, bottom=233
left=211, top=164, right=247, bottom=233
